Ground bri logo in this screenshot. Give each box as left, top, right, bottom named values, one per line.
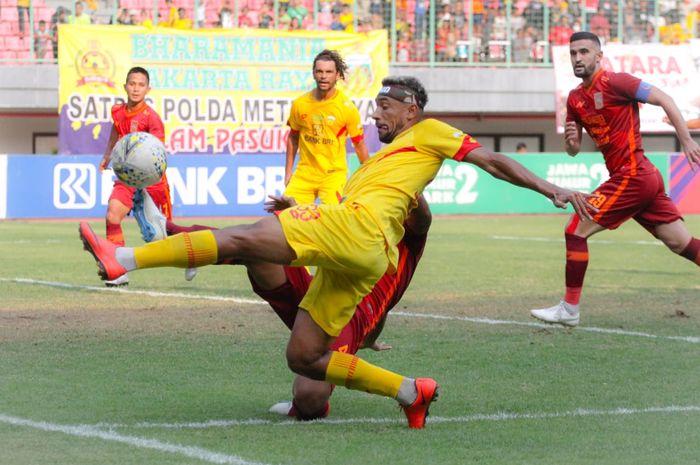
left=53, top=163, right=97, bottom=209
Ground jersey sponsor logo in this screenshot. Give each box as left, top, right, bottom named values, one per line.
left=53, top=163, right=97, bottom=209
left=594, top=92, right=604, bottom=110
left=290, top=205, right=321, bottom=221
left=130, top=120, right=139, bottom=132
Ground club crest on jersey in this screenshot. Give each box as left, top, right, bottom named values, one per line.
left=594, top=92, right=604, bottom=110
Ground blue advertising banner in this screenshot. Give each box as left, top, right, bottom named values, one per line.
left=0, top=152, right=685, bottom=219
left=5, top=154, right=287, bottom=218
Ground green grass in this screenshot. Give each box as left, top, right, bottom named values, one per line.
left=1, top=215, right=700, bottom=465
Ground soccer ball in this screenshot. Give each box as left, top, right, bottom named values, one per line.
left=111, top=132, right=167, bottom=189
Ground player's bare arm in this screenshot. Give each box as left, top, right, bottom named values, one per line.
left=99, top=125, right=119, bottom=172
left=564, top=121, right=582, bottom=156
left=285, top=130, right=300, bottom=185
left=353, top=139, right=370, bottom=163
left=466, top=147, right=596, bottom=220
left=647, top=87, right=700, bottom=169
left=404, top=194, right=432, bottom=236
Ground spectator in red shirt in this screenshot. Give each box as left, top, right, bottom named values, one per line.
left=589, top=7, right=611, bottom=42
left=550, top=16, right=574, bottom=45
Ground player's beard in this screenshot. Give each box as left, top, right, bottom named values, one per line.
left=573, top=62, right=596, bottom=78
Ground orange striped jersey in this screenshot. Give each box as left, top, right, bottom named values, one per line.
left=111, top=102, right=165, bottom=142
left=287, top=88, right=364, bottom=176
left=566, top=69, right=656, bottom=176
left=348, top=228, right=427, bottom=351
left=343, top=118, right=480, bottom=271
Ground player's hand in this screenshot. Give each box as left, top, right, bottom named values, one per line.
left=98, top=156, right=109, bottom=172
left=662, top=115, right=672, bottom=126
left=564, top=121, right=579, bottom=146
left=681, top=139, right=700, bottom=171
left=264, top=194, right=297, bottom=213
left=362, top=341, right=392, bottom=351
left=551, top=188, right=598, bottom=220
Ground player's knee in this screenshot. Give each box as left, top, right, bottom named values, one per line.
left=105, top=209, right=123, bottom=225
left=214, top=224, right=256, bottom=256
left=665, top=236, right=688, bottom=254
left=285, top=349, right=311, bottom=376
left=294, top=390, right=328, bottom=417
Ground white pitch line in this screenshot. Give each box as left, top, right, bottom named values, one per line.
left=390, top=311, right=700, bottom=343
left=3, top=277, right=699, bottom=343
left=0, top=413, right=271, bottom=465
left=491, top=235, right=663, bottom=246
left=0, top=278, right=267, bottom=305
left=89, top=404, right=700, bottom=430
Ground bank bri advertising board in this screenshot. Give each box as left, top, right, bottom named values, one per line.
left=57, top=25, right=387, bottom=155
left=3, top=153, right=700, bottom=219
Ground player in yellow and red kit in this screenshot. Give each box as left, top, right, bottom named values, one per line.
left=99, top=66, right=171, bottom=287
left=164, top=195, right=431, bottom=420
left=531, top=32, right=700, bottom=326
left=80, top=76, right=591, bottom=428
left=285, top=49, right=369, bottom=205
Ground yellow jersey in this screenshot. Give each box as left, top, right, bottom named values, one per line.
left=287, top=88, right=364, bottom=177
left=344, top=118, right=481, bottom=269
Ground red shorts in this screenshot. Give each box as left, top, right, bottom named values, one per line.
left=249, top=266, right=364, bottom=354
left=589, top=169, right=681, bottom=232
left=109, top=177, right=173, bottom=220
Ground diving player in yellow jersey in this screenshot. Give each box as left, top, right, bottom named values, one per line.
left=80, top=76, right=594, bottom=429
left=285, top=49, right=369, bottom=204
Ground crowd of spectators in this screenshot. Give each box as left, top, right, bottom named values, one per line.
left=2, top=0, right=700, bottom=63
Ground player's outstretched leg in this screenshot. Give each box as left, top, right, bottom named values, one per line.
left=289, top=311, right=439, bottom=429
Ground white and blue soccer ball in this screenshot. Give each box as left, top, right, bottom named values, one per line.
left=111, top=132, right=167, bottom=189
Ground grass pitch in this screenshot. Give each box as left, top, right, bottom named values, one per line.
left=1, top=215, right=699, bottom=465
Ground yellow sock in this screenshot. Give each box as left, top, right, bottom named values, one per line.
left=134, top=231, right=218, bottom=269
left=325, top=351, right=404, bottom=399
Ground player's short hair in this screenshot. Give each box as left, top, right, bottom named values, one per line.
left=379, top=76, right=428, bottom=110
left=126, top=66, right=150, bottom=84
left=313, top=49, right=348, bottom=80
left=570, top=31, right=601, bottom=48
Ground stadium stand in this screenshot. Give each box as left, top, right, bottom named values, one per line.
left=0, top=0, right=698, bottom=63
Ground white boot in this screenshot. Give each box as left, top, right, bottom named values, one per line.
left=531, top=300, right=580, bottom=327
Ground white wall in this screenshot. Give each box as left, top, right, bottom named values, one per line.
left=0, top=114, right=59, bottom=154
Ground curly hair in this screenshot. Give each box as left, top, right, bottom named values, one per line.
left=381, top=76, right=428, bottom=109
left=312, top=49, right=348, bottom=80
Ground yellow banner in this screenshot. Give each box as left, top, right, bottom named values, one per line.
left=58, top=25, right=388, bottom=155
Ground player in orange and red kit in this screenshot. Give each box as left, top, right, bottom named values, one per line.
left=166, top=195, right=431, bottom=420
left=531, top=32, right=700, bottom=327
left=99, top=66, right=171, bottom=287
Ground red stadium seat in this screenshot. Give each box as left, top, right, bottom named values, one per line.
left=1, top=8, right=19, bottom=21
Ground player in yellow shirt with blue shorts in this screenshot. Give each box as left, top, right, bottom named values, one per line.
left=285, top=49, right=369, bottom=204
left=80, top=76, right=594, bottom=429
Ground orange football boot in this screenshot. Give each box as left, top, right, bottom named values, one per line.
left=401, top=378, right=439, bottom=429
left=79, top=222, right=127, bottom=281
